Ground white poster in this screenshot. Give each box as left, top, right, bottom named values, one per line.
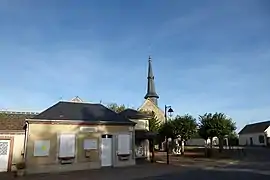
left=83, top=139, right=97, bottom=150
left=34, top=140, right=50, bottom=157
left=117, top=134, right=130, bottom=155
left=59, top=134, right=76, bottom=158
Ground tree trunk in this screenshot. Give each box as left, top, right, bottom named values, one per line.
left=218, top=137, right=224, bottom=153
left=208, top=137, right=213, bottom=157
left=204, top=139, right=208, bottom=157
left=181, top=140, right=185, bottom=155
left=150, top=140, right=155, bottom=163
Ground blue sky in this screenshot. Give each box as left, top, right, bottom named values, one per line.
left=0, top=0, right=269, bottom=131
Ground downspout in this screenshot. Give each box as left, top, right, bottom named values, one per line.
left=23, top=121, right=30, bottom=160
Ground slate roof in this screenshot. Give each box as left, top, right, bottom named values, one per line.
left=118, top=109, right=151, bottom=120
left=238, top=120, right=270, bottom=134
left=144, top=56, right=159, bottom=100
left=31, top=101, right=135, bottom=125
left=135, top=129, right=157, bottom=139
left=0, top=111, right=37, bottom=130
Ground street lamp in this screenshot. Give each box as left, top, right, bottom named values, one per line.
left=164, top=105, right=173, bottom=164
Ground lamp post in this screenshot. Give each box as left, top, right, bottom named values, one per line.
left=164, top=105, right=173, bottom=164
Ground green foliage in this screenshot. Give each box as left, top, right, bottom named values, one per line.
left=198, top=112, right=236, bottom=140
left=148, top=111, right=161, bottom=133
left=107, top=103, right=126, bottom=113
left=215, top=113, right=236, bottom=138
left=191, top=131, right=201, bottom=138
left=198, top=113, right=216, bottom=140
left=158, top=120, right=175, bottom=139
left=173, top=114, right=197, bottom=141
left=139, top=110, right=161, bottom=133
left=158, top=114, right=197, bottom=141
left=227, top=131, right=239, bottom=146
left=16, top=161, right=26, bottom=169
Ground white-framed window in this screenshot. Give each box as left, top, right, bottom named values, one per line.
left=117, top=134, right=131, bottom=155
left=58, top=133, right=76, bottom=158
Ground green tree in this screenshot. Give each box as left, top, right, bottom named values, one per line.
left=158, top=120, right=176, bottom=140
left=198, top=112, right=237, bottom=156
left=139, top=110, right=161, bottom=162
left=198, top=113, right=217, bottom=157
left=172, top=114, right=197, bottom=154
left=158, top=120, right=175, bottom=152
left=227, top=132, right=239, bottom=147
left=148, top=111, right=161, bottom=133
left=198, top=113, right=216, bottom=146
left=212, top=113, right=236, bottom=152
left=138, top=110, right=161, bottom=133
left=107, top=103, right=126, bottom=113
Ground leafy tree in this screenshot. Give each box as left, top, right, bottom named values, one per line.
left=159, top=120, right=176, bottom=140
left=198, top=113, right=218, bottom=157
left=107, top=103, right=126, bottom=113
left=212, top=113, right=236, bottom=152
left=148, top=111, right=161, bottom=133
left=191, top=131, right=201, bottom=138
left=138, top=110, right=161, bottom=133
left=172, top=114, right=197, bottom=154
left=198, top=113, right=216, bottom=146
left=158, top=120, right=175, bottom=152
left=198, top=112, right=237, bottom=156
left=227, top=132, right=239, bottom=147
left=138, top=110, right=161, bottom=162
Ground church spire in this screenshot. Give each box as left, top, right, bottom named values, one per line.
left=144, top=56, right=159, bottom=105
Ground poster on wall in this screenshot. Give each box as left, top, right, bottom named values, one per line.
left=34, top=140, right=50, bottom=157
left=117, top=134, right=130, bottom=155
left=83, top=139, right=98, bottom=150
left=58, top=134, right=76, bottom=158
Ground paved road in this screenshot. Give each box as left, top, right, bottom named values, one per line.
left=144, top=147, right=270, bottom=180
left=2, top=147, right=269, bottom=180
left=136, top=166, right=270, bottom=180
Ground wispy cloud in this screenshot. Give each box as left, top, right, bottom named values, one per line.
left=0, top=0, right=269, bottom=130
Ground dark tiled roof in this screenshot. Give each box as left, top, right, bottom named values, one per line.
left=32, top=101, right=135, bottom=125
left=238, top=120, right=270, bottom=134
left=0, top=112, right=37, bottom=130
left=135, top=129, right=157, bottom=139
left=144, top=57, right=159, bottom=100
left=118, top=109, right=151, bottom=120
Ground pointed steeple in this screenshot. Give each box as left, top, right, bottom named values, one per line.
left=144, top=56, right=159, bottom=105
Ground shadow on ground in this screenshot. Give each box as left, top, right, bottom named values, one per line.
left=134, top=166, right=270, bottom=180
left=156, top=146, right=270, bottom=162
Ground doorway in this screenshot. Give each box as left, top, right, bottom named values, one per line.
left=249, top=137, right=253, bottom=146
left=0, top=140, right=10, bottom=172
left=101, top=134, right=112, bottom=167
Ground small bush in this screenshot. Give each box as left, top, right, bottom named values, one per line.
left=16, top=162, right=26, bottom=169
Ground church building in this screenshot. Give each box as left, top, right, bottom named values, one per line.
left=138, top=56, right=165, bottom=124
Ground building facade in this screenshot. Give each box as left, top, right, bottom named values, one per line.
left=24, top=101, right=136, bottom=174
left=239, top=121, right=270, bottom=146
left=0, top=111, right=37, bottom=172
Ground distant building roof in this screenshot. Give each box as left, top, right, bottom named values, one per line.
left=0, top=111, right=38, bottom=130
left=238, top=120, right=270, bottom=135
left=70, top=96, right=84, bottom=103
left=119, top=109, right=151, bottom=120
left=31, top=101, right=135, bottom=125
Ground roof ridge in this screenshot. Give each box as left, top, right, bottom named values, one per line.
left=60, top=101, right=102, bottom=105
left=0, top=111, right=39, bottom=115
left=247, top=120, right=270, bottom=125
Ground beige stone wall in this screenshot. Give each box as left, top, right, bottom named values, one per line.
left=139, top=99, right=165, bottom=124
left=131, top=119, right=149, bottom=130
left=0, top=132, right=25, bottom=171
left=25, top=123, right=135, bottom=174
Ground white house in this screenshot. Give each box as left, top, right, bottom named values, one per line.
left=186, top=137, right=219, bottom=146
left=238, top=120, right=270, bottom=146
